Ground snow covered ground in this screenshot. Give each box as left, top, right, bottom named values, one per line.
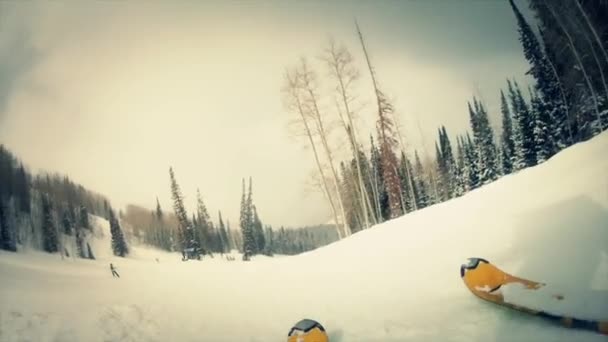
left=1, top=132, right=608, bottom=341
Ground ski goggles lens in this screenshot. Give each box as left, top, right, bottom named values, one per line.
left=460, top=257, right=489, bottom=277
left=288, top=319, right=326, bottom=337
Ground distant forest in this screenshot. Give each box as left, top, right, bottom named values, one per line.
left=0, top=146, right=338, bottom=258
left=0, top=145, right=129, bottom=258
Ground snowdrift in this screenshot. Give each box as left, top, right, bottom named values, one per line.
left=1, top=132, right=608, bottom=342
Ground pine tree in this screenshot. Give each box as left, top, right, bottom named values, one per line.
left=530, top=87, right=555, bottom=163
left=369, top=136, right=387, bottom=222
left=454, top=136, right=467, bottom=196
left=264, top=226, right=275, bottom=256
left=252, top=206, right=265, bottom=254
left=509, top=0, right=570, bottom=148
left=62, top=209, right=73, bottom=235
left=79, top=206, right=90, bottom=230
left=218, top=211, right=228, bottom=254
left=155, top=197, right=163, bottom=221
left=435, top=126, right=457, bottom=200
left=468, top=98, right=499, bottom=184
left=196, top=189, right=212, bottom=255
left=169, top=167, right=194, bottom=254
left=463, top=133, right=480, bottom=190
left=509, top=80, right=537, bottom=170
left=413, top=151, right=430, bottom=209
left=398, top=152, right=415, bottom=213
left=240, top=178, right=256, bottom=259
left=0, top=200, right=16, bottom=252
left=41, top=194, right=59, bottom=253
left=109, top=209, right=128, bottom=257
left=226, top=220, right=234, bottom=252
left=499, top=90, right=515, bottom=174
left=16, top=164, right=30, bottom=214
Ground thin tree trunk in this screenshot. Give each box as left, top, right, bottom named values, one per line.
left=393, top=115, right=418, bottom=211
left=574, top=0, right=608, bottom=90
left=541, top=31, right=574, bottom=145
left=370, top=159, right=382, bottom=221
left=546, top=1, right=603, bottom=132
left=415, top=117, right=440, bottom=202
left=284, top=70, right=343, bottom=239
left=325, top=42, right=375, bottom=228
left=568, top=11, right=608, bottom=104
left=299, top=62, right=351, bottom=237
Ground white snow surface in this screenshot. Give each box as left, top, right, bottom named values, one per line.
left=1, top=132, right=608, bottom=341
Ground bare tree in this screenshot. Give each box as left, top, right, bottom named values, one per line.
left=282, top=68, right=345, bottom=239
left=322, top=38, right=376, bottom=228
left=297, top=58, right=351, bottom=237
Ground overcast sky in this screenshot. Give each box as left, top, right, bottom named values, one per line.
left=0, top=0, right=534, bottom=227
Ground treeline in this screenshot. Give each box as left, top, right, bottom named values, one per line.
left=282, top=1, right=608, bottom=236
left=270, top=225, right=339, bottom=255
left=0, top=145, right=129, bottom=257
left=126, top=171, right=338, bottom=259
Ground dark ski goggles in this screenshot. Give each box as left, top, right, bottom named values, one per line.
left=287, top=319, right=326, bottom=337
left=460, top=257, right=489, bottom=277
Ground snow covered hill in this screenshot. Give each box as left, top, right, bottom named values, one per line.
left=1, top=132, right=608, bottom=342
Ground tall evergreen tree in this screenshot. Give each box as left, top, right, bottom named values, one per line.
left=509, top=0, right=570, bottom=148
left=397, top=152, right=415, bottom=213
left=240, top=178, right=256, bottom=259
left=369, top=136, right=387, bottom=223
left=435, top=126, right=457, bottom=200
left=218, top=211, right=228, bottom=254
left=62, top=209, right=73, bottom=235
left=454, top=136, right=467, bottom=196
left=413, top=151, right=430, bottom=209
left=41, top=195, right=59, bottom=253
left=508, top=80, right=537, bottom=170
left=109, top=209, right=128, bottom=257
left=463, top=133, right=480, bottom=190
left=529, top=87, right=555, bottom=163
left=499, top=90, right=515, bottom=174
left=469, top=98, right=499, bottom=184
left=15, top=164, right=30, bottom=214
left=252, top=206, right=265, bottom=254
left=339, top=162, right=361, bottom=233
left=155, top=197, right=163, bottom=221
left=196, top=189, right=212, bottom=255
left=0, top=201, right=16, bottom=252
left=169, top=167, right=194, bottom=254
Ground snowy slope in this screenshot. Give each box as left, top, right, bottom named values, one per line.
left=1, top=132, right=608, bottom=342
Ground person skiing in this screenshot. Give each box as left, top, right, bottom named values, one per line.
left=110, top=263, right=120, bottom=278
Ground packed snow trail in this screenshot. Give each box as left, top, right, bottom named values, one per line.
left=1, top=132, right=608, bottom=341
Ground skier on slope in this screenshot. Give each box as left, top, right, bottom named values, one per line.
left=110, top=263, right=120, bottom=278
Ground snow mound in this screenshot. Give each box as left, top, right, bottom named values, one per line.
left=1, top=132, right=608, bottom=341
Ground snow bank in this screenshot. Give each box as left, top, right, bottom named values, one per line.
left=1, top=132, right=608, bottom=341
